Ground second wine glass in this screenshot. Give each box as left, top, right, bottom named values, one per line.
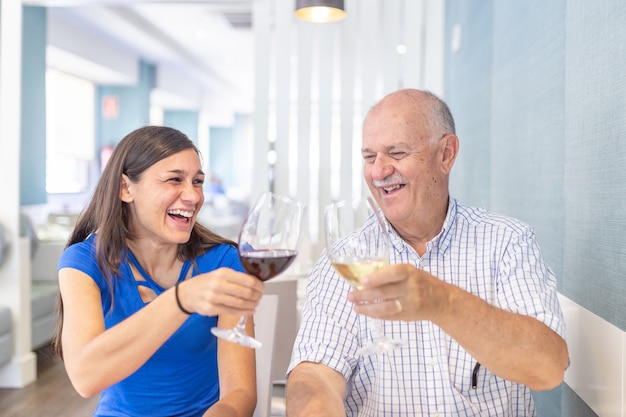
left=325, top=196, right=406, bottom=356
left=211, top=191, right=304, bottom=349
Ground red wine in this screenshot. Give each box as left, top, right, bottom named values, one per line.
left=239, top=249, right=298, bottom=281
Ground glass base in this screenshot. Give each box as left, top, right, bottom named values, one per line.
left=357, top=335, right=407, bottom=356
left=211, top=326, right=263, bottom=349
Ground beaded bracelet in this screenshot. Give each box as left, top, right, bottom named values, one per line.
left=175, top=281, right=193, bottom=315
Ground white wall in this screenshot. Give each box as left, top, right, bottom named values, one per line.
left=0, top=0, right=37, bottom=387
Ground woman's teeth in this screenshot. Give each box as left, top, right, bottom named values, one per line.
left=167, top=209, right=193, bottom=218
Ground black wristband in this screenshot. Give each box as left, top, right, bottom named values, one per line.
left=175, top=281, right=193, bottom=315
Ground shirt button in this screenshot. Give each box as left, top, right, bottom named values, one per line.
left=427, top=358, right=437, bottom=367
left=419, top=259, right=426, bottom=268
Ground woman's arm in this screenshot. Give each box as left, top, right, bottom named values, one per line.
left=203, top=314, right=257, bottom=417
left=60, top=267, right=263, bottom=398
left=60, top=268, right=188, bottom=397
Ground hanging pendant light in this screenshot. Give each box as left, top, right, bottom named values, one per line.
left=295, top=0, right=346, bottom=23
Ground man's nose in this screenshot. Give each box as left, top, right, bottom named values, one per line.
left=371, top=154, right=394, bottom=179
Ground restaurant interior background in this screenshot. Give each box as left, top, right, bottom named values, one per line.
left=1, top=0, right=625, bottom=416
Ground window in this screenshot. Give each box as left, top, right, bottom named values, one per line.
left=45, top=69, right=95, bottom=193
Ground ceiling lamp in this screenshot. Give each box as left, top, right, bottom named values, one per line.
left=295, top=0, right=346, bottom=23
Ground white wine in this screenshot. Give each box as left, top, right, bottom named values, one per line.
left=331, top=257, right=388, bottom=289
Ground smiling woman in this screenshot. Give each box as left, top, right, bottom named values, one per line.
left=119, top=146, right=205, bottom=245
left=51, top=125, right=265, bottom=417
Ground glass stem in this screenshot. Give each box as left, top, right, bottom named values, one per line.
left=233, top=316, right=248, bottom=336
left=372, top=318, right=384, bottom=339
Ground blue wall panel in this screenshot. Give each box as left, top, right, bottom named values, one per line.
left=489, top=0, right=567, bottom=286
left=562, top=0, right=626, bottom=330
left=96, top=61, right=155, bottom=148
left=20, top=6, right=47, bottom=205
left=444, top=0, right=626, bottom=414
left=446, top=1, right=493, bottom=210
left=209, top=125, right=235, bottom=188
left=163, top=110, right=199, bottom=144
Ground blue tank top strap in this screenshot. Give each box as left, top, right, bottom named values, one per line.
left=127, top=251, right=192, bottom=293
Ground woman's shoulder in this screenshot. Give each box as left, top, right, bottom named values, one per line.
left=195, top=243, right=243, bottom=273
left=59, top=234, right=97, bottom=264
left=57, top=234, right=105, bottom=283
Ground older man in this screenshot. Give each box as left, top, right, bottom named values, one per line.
left=286, top=89, right=568, bottom=416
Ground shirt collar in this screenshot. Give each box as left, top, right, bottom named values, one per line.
left=385, top=197, right=457, bottom=256
left=437, top=197, right=457, bottom=254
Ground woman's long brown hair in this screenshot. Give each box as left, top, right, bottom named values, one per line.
left=52, top=126, right=235, bottom=359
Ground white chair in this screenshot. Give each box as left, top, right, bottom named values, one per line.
left=253, top=294, right=279, bottom=417
left=264, top=278, right=298, bottom=416
left=264, top=278, right=299, bottom=385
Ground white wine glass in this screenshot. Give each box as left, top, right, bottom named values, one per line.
left=324, top=196, right=406, bottom=356
left=211, top=191, right=304, bottom=349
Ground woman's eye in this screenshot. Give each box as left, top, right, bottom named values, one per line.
left=194, top=178, right=205, bottom=186
left=168, top=177, right=182, bottom=183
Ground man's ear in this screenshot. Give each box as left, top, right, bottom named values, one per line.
left=119, top=174, right=134, bottom=203
left=441, top=134, right=459, bottom=174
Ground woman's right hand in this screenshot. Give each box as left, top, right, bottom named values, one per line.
left=177, top=268, right=265, bottom=317
left=59, top=266, right=263, bottom=397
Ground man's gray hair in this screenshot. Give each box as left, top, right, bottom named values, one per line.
left=423, top=90, right=456, bottom=135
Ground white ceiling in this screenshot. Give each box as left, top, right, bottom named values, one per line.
left=23, top=0, right=256, bottom=115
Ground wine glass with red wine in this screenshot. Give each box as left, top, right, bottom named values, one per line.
left=211, top=191, right=304, bottom=348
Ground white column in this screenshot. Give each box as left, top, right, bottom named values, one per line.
left=381, top=0, right=402, bottom=92
left=197, top=109, right=210, bottom=172
left=0, top=0, right=37, bottom=387
left=358, top=0, right=381, bottom=199
left=339, top=0, right=357, bottom=202
left=294, top=21, right=314, bottom=271
left=252, top=0, right=272, bottom=201
left=422, top=0, right=445, bottom=96
left=272, top=0, right=293, bottom=197
left=403, top=0, right=425, bottom=89
left=315, top=25, right=334, bottom=257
